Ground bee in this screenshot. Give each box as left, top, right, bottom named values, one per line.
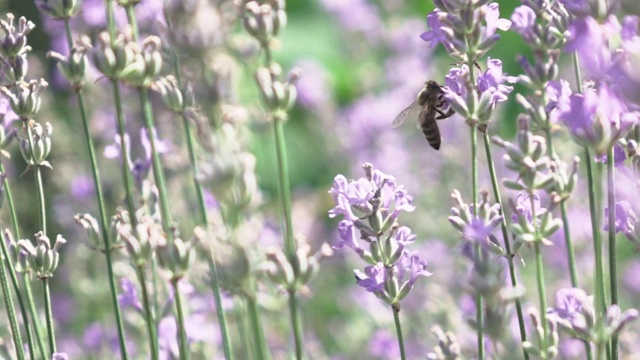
left=392, top=80, right=454, bottom=150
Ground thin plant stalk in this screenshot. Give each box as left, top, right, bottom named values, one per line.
left=25, top=123, right=57, bottom=357
left=0, top=242, right=24, bottom=360
left=261, top=41, right=304, bottom=359
left=162, top=10, right=233, bottom=356
left=529, top=193, right=548, bottom=346
left=542, top=108, right=579, bottom=288
left=23, top=273, right=46, bottom=360
left=42, top=279, right=55, bottom=356
left=607, top=146, right=618, bottom=360
left=0, top=161, right=37, bottom=360
left=482, top=131, right=529, bottom=360
left=470, top=125, right=483, bottom=360
left=62, top=17, right=129, bottom=360
left=122, top=5, right=173, bottom=237
left=135, top=266, right=159, bottom=360
left=246, top=293, right=269, bottom=360
left=172, top=279, right=190, bottom=360
left=392, top=306, right=407, bottom=360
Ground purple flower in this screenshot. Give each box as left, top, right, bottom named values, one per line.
left=118, top=277, right=143, bottom=312
left=622, top=16, right=640, bottom=41
left=559, top=85, right=639, bottom=154
left=512, top=192, right=546, bottom=224
left=393, top=226, right=416, bottom=246
left=594, top=142, right=626, bottom=166
left=548, top=288, right=595, bottom=336
left=603, top=201, right=637, bottom=236
left=294, top=59, right=331, bottom=109
left=334, top=220, right=363, bottom=255
left=558, top=0, right=590, bottom=15
left=321, top=0, right=382, bottom=42
left=511, top=6, right=536, bottom=40
left=477, top=58, right=518, bottom=106
left=397, top=251, right=432, bottom=287
left=52, top=353, right=69, bottom=360
left=545, top=79, right=572, bottom=121
left=484, top=3, right=511, bottom=36
left=463, top=218, right=496, bottom=243
left=354, top=263, right=387, bottom=293
left=565, top=17, right=611, bottom=78
left=420, top=10, right=451, bottom=50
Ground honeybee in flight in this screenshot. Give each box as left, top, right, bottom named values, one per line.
left=392, top=80, right=454, bottom=150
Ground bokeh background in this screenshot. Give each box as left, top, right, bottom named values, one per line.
left=0, top=0, right=638, bottom=359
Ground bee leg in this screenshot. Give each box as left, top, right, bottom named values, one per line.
left=435, top=108, right=455, bottom=120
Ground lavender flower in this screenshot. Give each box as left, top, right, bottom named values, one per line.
left=558, top=84, right=639, bottom=155
left=448, top=189, right=503, bottom=252
left=118, top=277, right=143, bottom=312
left=329, top=163, right=430, bottom=304
left=603, top=201, right=637, bottom=236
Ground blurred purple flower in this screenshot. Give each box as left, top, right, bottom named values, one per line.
left=512, top=192, right=546, bottom=224
left=594, top=142, right=626, bottom=166
left=548, top=287, right=595, bottom=336
left=52, top=353, right=68, bottom=360
left=623, top=260, right=640, bottom=294
left=559, top=84, right=639, bottom=154
left=603, top=201, right=637, bottom=236
left=545, top=79, right=572, bottom=121
left=321, top=0, right=382, bottom=41
left=565, top=16, right=611, bottom=77
left=118, top=277, right=143, bottom=312
left=463, top=218, right=497, bottom=243
left=158, top=316, right=179, bottom=360
left=511, top=5, right=536, bottom=40
left=354, top=263, right=387, bottom=293
left=294, top=59, right=332, bottom=110
left=70, top=175, right=95, bottom=201
left=622, top=15, right=640, bottom=41
left=394, top=226, right=416, bottom=246
left=558, top=0, right=590, bottom=15
left=369, top=329, right=401, bottom=359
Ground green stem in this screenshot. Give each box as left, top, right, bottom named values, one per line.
left=42, top=279, right=56, bottom=356
left=607, top=146, right=618, bottom=360
left=529, top=193, right=548, bottom=347
left=23, top=275, right=46, bottom=360
left=0, top=242, right=24, bottom=360
left=585, top=148, right=607, bottom=319
left=392, top=305, right=407, bottom=360
left=470, top=124, right=484, bottom=360
left=172, top=279, right=190, bottom=360
left=135, top=266, right=159, bottom=360
left=560, top=201, right=579, bottom=287
left=111, top=82, right=138, bottom=222
left=206, top=254, right=233, bottom=359
left=63, top=17, right=129, bottom=360
left=482, top=132, right=529, bottom=360
left=246, top=293, right=269, bottom=360
left=0, top=162, right=36, bottom=360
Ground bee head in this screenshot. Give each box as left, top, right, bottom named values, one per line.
left=425, top=80, right=441, bottom=92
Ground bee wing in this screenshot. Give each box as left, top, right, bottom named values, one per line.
left=392, top=101, right=420, bottom=128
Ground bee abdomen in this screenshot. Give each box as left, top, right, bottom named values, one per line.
left=421, top=117, right=441, bottom=150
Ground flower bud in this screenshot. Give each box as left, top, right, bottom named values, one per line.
left=153, top=76, right=184, bottom=112
left=36, top=0, right=82, bottom=20
left=1, top=54, right=29, bottom=83
left=254, top=65, right=300, bottom=116
left=123, top=36, right=162, bottom=87
left=0, top=14, right=34, bottom=58
left=18, top=231, right=66, bottom=279
left=18, top=120, right=53, bottom=168
left=74, top=213, right=103, bottom=251
left=47, top=36, right=90, bottom=91
left=157, top=235, right=196, bottom=280
left=115, top=209, right=166, bottom=266
left=0, top=79, right=48, bottom=119
left=92, top=29, right=143, bottom=81
left=4, top=229, right=27, bottom=273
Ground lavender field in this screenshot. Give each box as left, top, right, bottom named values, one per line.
left=0, top=0, right=639, bottom=359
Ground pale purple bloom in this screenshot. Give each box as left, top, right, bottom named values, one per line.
left=158, top=316, right=179, bottom=360
left=52, top=353, right=68, bottom=360
left=70, top=175, right=95, bottom=201
left=394, top=226, right=416, bottom=246
left=294, top=59, right=331, bottom=109
left=559, top=85, right=639, bottom=153
left=512, top=192, right=546, bottom=224
left=511, top=6, right=537, bottom=40
left=334, top=220, right=363, bottom=254
left=484, top=3, right=512, bottom=36
left=397, top=251, right=432, bottom=287
left=565, top=17, right=611, bottom=77
left=622, top=16, right=640, bottom=41
left=594, top=142, right=626, bottom=166
left=420, top=10, right=450, bottom=49
left=545, top=79, right=572, bottom=120
left=118, top=277, right=143, bottom=312
left=477, top=58, right=518, bottom=105
left=443, top=65, right=469, bottom=103
left=548, top=288, right=595, bottom=334
left=603, top=201, right=637, bottom=236
left=623, top=260, right=640, bottom=294
left=354, top=263, right=387, bottom=293
left=463, top=218, right=496, bottom=243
